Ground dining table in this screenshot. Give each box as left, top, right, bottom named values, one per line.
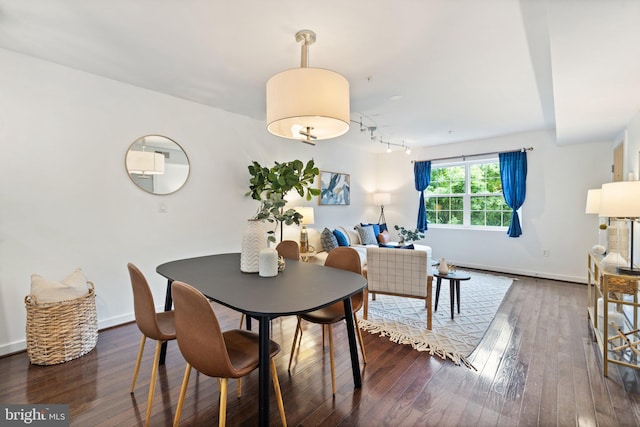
left=156, top=252, right=367, bottom=426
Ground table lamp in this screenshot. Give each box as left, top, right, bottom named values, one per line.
left=599, top=181, right=640, bottom=275
left=296, top=207, right=315, bottom=253
left=585, top=188, right=605, bottom=253
left=373, top=192, right=391, bottom=225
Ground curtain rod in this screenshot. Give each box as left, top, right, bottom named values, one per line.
left=411, top=146, right=534, bottom=163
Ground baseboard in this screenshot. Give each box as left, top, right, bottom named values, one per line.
left=98, top=312, right=136, bottom=330
left=0, top=340, right=27, bottom=357
left=0, top=312, right=139, bottom=358
left=453, top=262, right=586, bottom=284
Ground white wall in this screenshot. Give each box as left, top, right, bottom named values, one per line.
left=0, top=46, right=624, bottom=356
left=0, top=49, right=376, bottom=355
left=374, top=131, right=612, bottom=282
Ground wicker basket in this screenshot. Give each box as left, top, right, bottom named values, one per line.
left=25, top=282, right=98, bottom=365
left=601, top=275, right=638, bottom=295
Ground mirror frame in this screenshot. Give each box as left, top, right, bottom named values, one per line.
left=125, top=134, right=190, bottom=195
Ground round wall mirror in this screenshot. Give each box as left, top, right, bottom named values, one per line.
left=125, top=135, right=190, bottom=195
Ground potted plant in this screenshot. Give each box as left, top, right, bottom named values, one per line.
left=246, top=159, right=320, bottom=243
left=394, top=225, right=425, bottom=244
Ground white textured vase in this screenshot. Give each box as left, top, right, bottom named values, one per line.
left=438, top=258, right=449, bottom=275
left=240, top=220, right=267, bottom=273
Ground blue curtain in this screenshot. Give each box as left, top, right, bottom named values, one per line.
left=499, top=151, right=527, bottom=237
left=414, top=161, right=431, bottom=232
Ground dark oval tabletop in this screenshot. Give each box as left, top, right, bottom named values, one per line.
left=157, top=253, right=367, bottom=317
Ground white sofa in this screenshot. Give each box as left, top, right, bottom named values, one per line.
left=289, top=225, right=432, bottom=268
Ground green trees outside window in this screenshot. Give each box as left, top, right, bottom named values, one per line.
left=426, top=160, right=512, bottom=228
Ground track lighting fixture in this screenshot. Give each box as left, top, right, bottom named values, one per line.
left=352, top=116, right=412, bottom=154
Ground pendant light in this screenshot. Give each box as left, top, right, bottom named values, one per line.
left=266, top=30, right=350, bottom=145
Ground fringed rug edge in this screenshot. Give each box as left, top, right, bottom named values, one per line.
left=358, top=318, right=477, bottom=370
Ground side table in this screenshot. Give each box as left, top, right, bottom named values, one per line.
left=433, top=271, right=471, bottom=319
left=300, top=251, right=316, bottom=263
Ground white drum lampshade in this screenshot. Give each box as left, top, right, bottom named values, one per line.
left=266, top=68, right=350, bottom=142
left=266, top=30, right=350, bottom=145
left=126, top=151, right=165, bottom=175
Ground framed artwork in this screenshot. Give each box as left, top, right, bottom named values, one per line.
left=319, top=171, right=350, bottom=205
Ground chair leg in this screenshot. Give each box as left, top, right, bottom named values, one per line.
left=327, top=325, right=336, bottom=396
left=173, top=363, right=192, bottom=427
left=363, top=288, right=369, bottom=320
left=238, top=313, right=245, bottom=329
left=219, top=378, right=228, bottom=427
left=271, top=358, right=287, bottom=427
left=130, top=334, right=146, bottom=393
left=145, top=340, right=163, bottom=427
left=353, top=314, right=367, bottom=365
left=322, top=324, right=326, bottom=346
left=288, top=317, right=302, bottom=372
left=237, top=378, right=242, bottom=398
left=427, top=277, right=433, bottom=330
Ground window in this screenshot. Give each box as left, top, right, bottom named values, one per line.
left=425, top=159, right=513, bottom=229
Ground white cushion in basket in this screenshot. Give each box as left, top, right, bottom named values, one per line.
left=30, top=268, right=90, bottom=303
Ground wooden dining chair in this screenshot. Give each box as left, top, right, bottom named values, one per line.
left=276, top=240, right=301, bottom=260
left=171, top=281, right=287, bottom=427
left=127, top=263, right=177, bottom=427
left=287, top=246, right=367, bottom=395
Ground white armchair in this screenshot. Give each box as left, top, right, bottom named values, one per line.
left=364, top=247, right=433, bottom=329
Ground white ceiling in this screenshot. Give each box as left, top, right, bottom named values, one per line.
left=0, top=0, right=638, bottom=152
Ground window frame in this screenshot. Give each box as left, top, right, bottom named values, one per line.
left=425, top=157, right=516, bottom=231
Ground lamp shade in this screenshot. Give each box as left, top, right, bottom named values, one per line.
left=599, top=181, right=640, bottom=218
left=266, top=67, right=350, bottom=142
left=373, top=192, right=391, bottom=206
left=585, top=189, right=601, bottom=214
left=295, top=207, right=315, bottom=225
left=126, top=151, right=165, bottom=175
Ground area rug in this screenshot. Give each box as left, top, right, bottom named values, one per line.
left=358, top=270, right=514, bottom=369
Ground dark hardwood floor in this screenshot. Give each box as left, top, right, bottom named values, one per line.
left=3, top=274, right=640, bottom=426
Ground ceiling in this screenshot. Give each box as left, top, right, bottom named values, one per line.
left=0, top=0, right=638, bottom=152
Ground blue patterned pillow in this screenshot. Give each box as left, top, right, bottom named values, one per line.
left=333, top=229, right=349, bottom=246
left=321, top=227, right=339, bottom=252
left=355, top=224, right=378, bottom=246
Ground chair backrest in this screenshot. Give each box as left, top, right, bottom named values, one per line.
left=324, top=247, right=364, bottom=310
left=127, top=263, right=166, bottom=340
left=276, top=240, right=300, bottom=260
left=365, top=247, right=428, bottom=298
left=171, top=281, right=237, bottom=378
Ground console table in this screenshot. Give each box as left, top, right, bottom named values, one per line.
left=587, top=252, right=640, bottom=376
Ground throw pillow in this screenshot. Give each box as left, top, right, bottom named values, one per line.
left=360, top=222, right=381, bottom=236
left=333, top=229, right=349, bottom=246
left=355, top=224, right=378, bottom=246
left=30, top=268, right=90, bottom=303
left=321, top=227, right=339, bottom=252
left=377, top=230, right=391, bottom=244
